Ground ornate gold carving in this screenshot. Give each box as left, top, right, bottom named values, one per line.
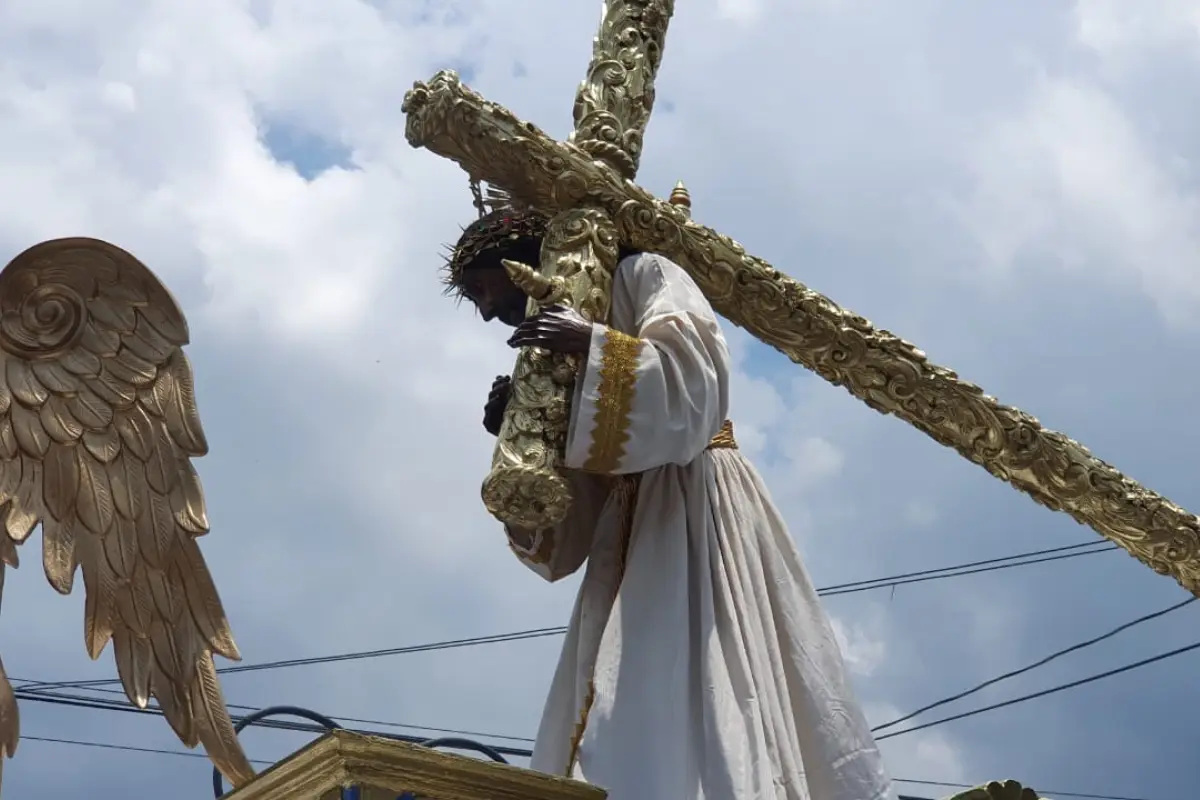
left=0, top=238, right=254, bottom=789
left=571, top=0, right=675, bottom=179
left=481, top=208, right=620, bottom=530
left=223, top=729, right=607, bottom=800
left=707, top=419, right=737, bottom=450
left=946, top=779, right=1045, bottom=800
left=403, top=65, right=1200, bottom=594
left=582, top=329, right=642, bottom=474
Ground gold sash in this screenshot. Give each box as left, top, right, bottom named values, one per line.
left=707, top=419, right=738, bottom=450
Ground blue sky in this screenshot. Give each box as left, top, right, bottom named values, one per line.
left=0, top=1, right=1199, bottom=798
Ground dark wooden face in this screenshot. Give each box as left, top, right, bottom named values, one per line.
left=458, top=240, right=539, bottom=327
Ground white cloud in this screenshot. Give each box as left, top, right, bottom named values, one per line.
left=1074, top=0, right=1200, bottom=58
left=0, top=1, right=1195, bottom=798
left=957, top=75, right=1200, bottom=325
left=715, top=0, right=767, bottom=25
left=831, top=614, right=888, bottom=678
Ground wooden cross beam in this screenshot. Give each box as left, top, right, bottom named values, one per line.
left=401, top=0, right=1200, bottom=595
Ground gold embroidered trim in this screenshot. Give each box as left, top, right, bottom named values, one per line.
left=565, top=679, right=596, bottom=777
left=582, top=329, right=642, bottom=473
left=564, top=473, right=642, bottom=776
left=707, top=419, right=738, bottom=450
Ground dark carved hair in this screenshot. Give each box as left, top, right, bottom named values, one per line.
left=443, top=209, right=643, bottom=300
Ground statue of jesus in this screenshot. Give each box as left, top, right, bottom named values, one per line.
left=446, top=204, right=897, bottom=800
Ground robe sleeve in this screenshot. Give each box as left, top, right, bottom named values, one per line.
left=564, top=253, right=731, bottom=475
left=504, top=470, right=613, bottom=582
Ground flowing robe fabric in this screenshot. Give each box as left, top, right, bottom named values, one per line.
left=505, top=253, right=896, bottom=800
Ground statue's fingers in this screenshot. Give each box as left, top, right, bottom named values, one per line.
left=510, top=334, right=552, bottom=349
left=507, top=333, right=538, bottom=348
left=510, top=324, right=548, bottom=342
left=510, top=320, right=542, bottom=340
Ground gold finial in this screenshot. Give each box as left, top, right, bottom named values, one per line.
left=668, top=180, right=691, bottom=217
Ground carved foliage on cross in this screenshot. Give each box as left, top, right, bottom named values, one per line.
left=402, top=3, right=1200, bottom=594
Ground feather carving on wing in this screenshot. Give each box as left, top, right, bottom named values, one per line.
left=0, top=238, right=254, bottom=789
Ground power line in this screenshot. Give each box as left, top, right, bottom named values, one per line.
left=873, top=596, right=1197, bottom=732
left=15, top=628, right=568, bottom=693
left=18, top=633, right=1190, bottom=800
left=894, top=778, right=1156, bottom=800
left=8, top=539, right=1152, bottom=782
left=15, top=732, right=1161, bottom=800
left=820, top=544, right=1114, bottom=598
left=818, top=541, right=1111, bottom=595
left=875, top=640, right=1200, bottom=741
left=12, top=679, right=535, bottom=745
left=10, top=687, right=533, bottom=759
left=17, top=539, right=1114, bottom=693
left=20, top=734, right=272, bottom=767
left=42, top=580, right=1178, bottom=749
left=19, top=635, right=1199, bottom=764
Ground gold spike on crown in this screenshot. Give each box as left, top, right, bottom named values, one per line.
left=441, top=177, right=549, bottom=299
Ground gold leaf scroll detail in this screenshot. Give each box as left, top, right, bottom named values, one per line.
left=403, top=70, right=1200, bottom=594
left=482, top=208, right=619, bottom=530
left=572, top=0, right=676, bottom=179
left=582, top=330, right=641, bottom=474
left=0, top=238, right=254, bottom=789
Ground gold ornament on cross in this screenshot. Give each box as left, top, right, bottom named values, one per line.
left=402, top=0, right=1200, bottom=596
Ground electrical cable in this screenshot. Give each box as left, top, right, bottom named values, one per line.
left=10, top=539, right=1148, bottom=793
left=17, top=539, right=1114, bottom=694
left=49, top=585, right=1183, bottom=752
left=817, top=541, right=1111, bottom=595
left=10, top=688, right=536, bottom=758
left=212, top=705, right=344, bottom=798
left=872, top=596, right=1197, bottom=732
left=875, top=640, right=1200, bottom=741
left=206, top=707, right=517, bottom=797
left=893, top=778, right=1156, bottom=800
left=14, top=732, right=1161, bottom=800
left=18, top=637, right=1200, bottom=764
left=15, top=628, right=569, bottom=693
left=10, top=679, right=536, bottom=744
left=20, top=734, right=275, bottom=765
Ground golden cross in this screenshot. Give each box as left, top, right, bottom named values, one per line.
left=401, top=0, right=1200, bottom=595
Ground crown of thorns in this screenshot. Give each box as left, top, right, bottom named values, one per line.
left=441, top=179, right=548, bottom=299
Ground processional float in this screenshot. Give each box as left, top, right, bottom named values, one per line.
left=0, top=1, right=1185, bottom=798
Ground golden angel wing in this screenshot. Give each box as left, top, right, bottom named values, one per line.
left=0, top=238, right=254, bottom=787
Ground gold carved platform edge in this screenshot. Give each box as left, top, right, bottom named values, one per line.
left=222, top=729, right=607, bottom=800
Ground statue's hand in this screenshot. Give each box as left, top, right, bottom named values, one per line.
left=483, top=374, right=512, bottom=436
left=506, top=304, right=594, bottom=355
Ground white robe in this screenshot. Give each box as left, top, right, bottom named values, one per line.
left=505, top=253, right=896, bottom=800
